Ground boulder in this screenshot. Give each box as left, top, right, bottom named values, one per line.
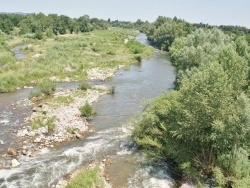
left=7, top=148, right=17, bottom=156
left=11, top=159, right=20, bottom=168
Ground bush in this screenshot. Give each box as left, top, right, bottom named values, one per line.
left=38, top=79, right=56, bottom=95
left=79, top=102, right=96, bottom=117
left=108, top=85, right=115, bottom=94
left=107, top=50, right=116, bottom=55
left=78, top=81, right=91, bottom=90
left=28, top=91, right=42, bottom=100
left=105, top=76, right=113, bottom=81
left=52, top=96, right=74, bottom=106
left=66, top=166, right=103, bottom=188
left=0, top=74, right=19, bottom=92
left=0, top=53, right=15, bottom=64
left=31, top=116, right=56, bottom=132
left=45, top=27, right=54, bottom=38
left=126, top=39, right=144, bottom=54
left=135, top=55, right=142, bottom=62
left=34, top=30, right=43, bottom=40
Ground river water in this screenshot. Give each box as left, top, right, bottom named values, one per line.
left=0, top=34, right=176, bottom=188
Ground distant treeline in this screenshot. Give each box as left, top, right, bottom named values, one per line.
left=0, top=13, right=108, bottom=37
left=0, top=12, right=146, bottom=38
left=139, top=16, right=250, bottom=51
left=1, top=13, right=249, bottom=42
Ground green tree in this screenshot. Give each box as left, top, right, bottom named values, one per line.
left=134, top=26, right=250, bottom=187
left=34, top=29, right=43, bottom=40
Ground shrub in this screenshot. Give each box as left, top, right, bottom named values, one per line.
left=79, top=102, right=96, bottom=117
left=66, top=166, right=103, bottom=188
left=28, top=91, right=42, bottom=100
left=108, top=85, right=115, bottom=94
left=105, top=76, right=113, bottom=81
left=78, top=41, right=88, bottom=48
left=31, top=116, right=56, bottom=133
left=52, top=96, right=74, bottom=106
left=107, top=50, right=116, bottom=55
left=135, top=55, right=142, bottom=62
left=66, top=127, right=78, bottom=134
left=126, top=39, right=144, bottom=54
left=34, top=30, right=43, bottom=40
left=45, top=27, right=54, bottom=38
left=0, top=53, right=15, bottom=64
left=47, top=116, right=56, bottom=132
left=0, top=74, right=19, bottom=92
left=78, top=81, right=91, bottom=90
left=38, top=79, right=56, bottom=95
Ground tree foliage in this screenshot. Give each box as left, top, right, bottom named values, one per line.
left=140, top=16, right=194, bottom=51
left=0, top=12, right=108, bottom=37
left=134, top=21, right=250, bottom=187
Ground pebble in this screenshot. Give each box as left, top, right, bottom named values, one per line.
left=7, top=148, right=17, bottom=156
left=11, top=159, right=20, bottom=168
left=22, top=150, right=27, bottom=155
left=75, top=133, right=82, bottom=139
left=34, top=137, right=41, bottom=143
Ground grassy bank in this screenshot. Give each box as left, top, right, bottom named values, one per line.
left=0, top=28, right=153, bottom=92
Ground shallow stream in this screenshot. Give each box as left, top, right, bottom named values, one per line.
left=0, top=33, right=176, bottom=188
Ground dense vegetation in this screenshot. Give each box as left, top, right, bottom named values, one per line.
left=0, top=25, right=152, bottom=92
left=133, top=17, right=250, bottom=187
left=0, top=13, right=107, bottom=36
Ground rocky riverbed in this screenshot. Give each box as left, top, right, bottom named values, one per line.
left=0, top=85, right=109, bottom=170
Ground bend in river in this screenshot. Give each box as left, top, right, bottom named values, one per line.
left=0, top=33, right=176, bottom=188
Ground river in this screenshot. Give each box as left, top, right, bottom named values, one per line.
left=0, top=33, right=176, bottom=188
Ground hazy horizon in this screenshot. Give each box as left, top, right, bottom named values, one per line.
left=1, top=0, right=249, bottom=27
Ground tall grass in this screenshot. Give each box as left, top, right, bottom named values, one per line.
left=2, top=28, right=153, bottom=93
left=31, top=116, right=56, bottom=132
left=79, top=102, right=97, bottom=118
left=66, top=166, right=103, bottom=188
left=0, top=73, right=19, bottom=92
left=37, top=79, right=56, bottom=95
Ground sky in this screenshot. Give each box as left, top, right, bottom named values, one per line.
left=0, top=0, right=249, bottom=27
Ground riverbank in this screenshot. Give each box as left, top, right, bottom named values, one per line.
left=0, top=84, right=110, bottom=169
left=0, top=28, right=153, bottom=169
